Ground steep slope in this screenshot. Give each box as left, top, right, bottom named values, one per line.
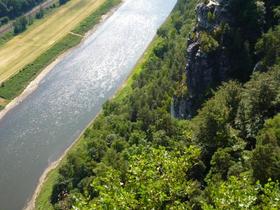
left=37, top=0, right=280, bottom=209
left=174, top=0, right=276, bottom=118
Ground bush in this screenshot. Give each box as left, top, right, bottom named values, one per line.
left=236, top=67, right=280, bottom=139
left=256, top=25, right=280, bottom=69
left=59, top=0, right=69, bottom=6
left=13, top=16, right=28, bottom=34
left=35, top=9, right=44, bottom=19
left=199, top=32, right=219, bottom=53
left=252, top=114, right=280, bottom=183
left=0, top=16, right=9, bottom=26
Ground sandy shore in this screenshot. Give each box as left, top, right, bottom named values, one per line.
left=19, top=3, right=124, bottom=210
left=23, top=116, right=96, bottom=210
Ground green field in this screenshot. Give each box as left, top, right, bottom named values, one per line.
left=0, top=0, right=121, bottom=104
left=0, top=0, right=106, bottom=84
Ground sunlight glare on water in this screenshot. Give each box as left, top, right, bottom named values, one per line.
left=0, top=0, right=177, bottom=209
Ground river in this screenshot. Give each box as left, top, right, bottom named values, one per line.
left=0, top=0, right=177, bottom=209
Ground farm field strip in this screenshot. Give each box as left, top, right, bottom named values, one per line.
left=0, top=0, right=105, bottom=83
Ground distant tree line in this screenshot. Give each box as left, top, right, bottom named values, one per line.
left=0, top=0, right=45, bottom=22
left=59, top=0, right=69, bottom=5
left=12, top=7, right=46, bottom=34
left=0, top=0, right=64, bottom=30
left=4, top=0, right=68, bottom=35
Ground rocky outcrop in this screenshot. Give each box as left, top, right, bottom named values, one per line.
left=173, top=0, right=232, bottom=118
left=197, top=0, right=228, bottom=30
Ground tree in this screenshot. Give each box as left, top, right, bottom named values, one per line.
left=263, top=0, right=280, bottom=29
left=35, top=8, right=44, bottom=19
left=252, top=114, right=280, bottom=184
left=0, top=0, right=45, bottom=20
left=202, top=175, right=280, bottom=210
left=207, top=148, right=235, bottom=181
left=256, top=25, right=280, bottom=69
left=59, top=0, right=69, bottom=6
left=192, top=81, right=242, bottom=164
left=202, top=175, right=259, bottom=210
left=13, top=16, right=28, bottom=34
left=0, top=16, right=9, bottom=26
left=236, top=68, right=280, bottom=140
left=71, top=146, right=201, bottom=209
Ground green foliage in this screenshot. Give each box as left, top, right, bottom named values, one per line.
left=256, top=25, right=280, bottom=69
left=73, top=146, right=200, bottom=209
left=0, top=16, right=9, bottom=26
left=261, top=180, right=280, bottom=209
left=252, top=114, right=280, bottom=183
left=202, top=175, right=280, bottom=210
left=192, top=82, right=242, bottom=157
left=0, top=0, right=45, bottom=20
left=72, top=0, right=121, bottom=35
left=59, top=0, right=69, bottom=6
left=47, top=0, right=199, bottom=208
left=35, top=9, right=44, bottom=19
left=236, top=67, right=280, bottom=139
left=263, top=0, right=280, bottom=29
left=199, top=32, right=219, bottom=53
left=228, top=0, right=264, bottom=43
left=207, top=11, right=215, bottom=23
left=153, top=37, right=168, bottom=59
left=13, top=16, right=28, bottom=34
left=220, top=0, right=265, bottom=81
left=274, top=6, right=280, bottom=21
left=207, top=147, right=238, bottom=181
left=0, top=34, right=81, bottom=99
left=192, top=64, right=280, bottom=184
left=202, top=175, right=259, bottom=210
left=37, top=0, right=280, bottom=209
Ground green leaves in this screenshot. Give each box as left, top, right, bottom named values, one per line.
left=252, top=114, right=280, bottom=183
left=199, top=32, right=219, bottom=53
left=202, top=175, right=259, bottom=210
left=202, top=175, right=280, bottom=210
left=236, top=68, right=280, bottom=139
left=71, top=146, right=201, bottom=209
left=192, top=81, right=242, bottom=153
left=256, top=25, right=280, bottom=69
left=48, top=0, right=280, bottom=209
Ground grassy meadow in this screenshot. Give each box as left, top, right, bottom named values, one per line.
left=0, top=0, right=121, bottom=102
left=0, top=0, right=106, bottom=84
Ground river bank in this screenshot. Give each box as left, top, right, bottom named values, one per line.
left=4, top=2, right=123, bottom=209
left=0, top=1, right=176, bottom=209
left=0, top=0, right=122, bottom=122
left=33, top=31, right=158, bottom=210
left=24, top=108, right=102, bottom=210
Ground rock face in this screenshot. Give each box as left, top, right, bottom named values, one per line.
left=174, top=0, right=232, bottom=118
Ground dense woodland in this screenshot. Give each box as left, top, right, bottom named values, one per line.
left=0, top=0, right=46, bottom=22
left=47, top=0, right=280, bottom=209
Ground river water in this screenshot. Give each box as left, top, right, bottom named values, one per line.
left=0, top=0, right=176, bottom=209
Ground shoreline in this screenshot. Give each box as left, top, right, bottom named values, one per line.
left=0, top=51, right=66, bottom=121
left=0, top=2, right=122, bottom=123
left=21, top=2, right=124, bottom=210
left=30, top=35, right=156, bottom=210
left=24, top=109, right=102, bottom=210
